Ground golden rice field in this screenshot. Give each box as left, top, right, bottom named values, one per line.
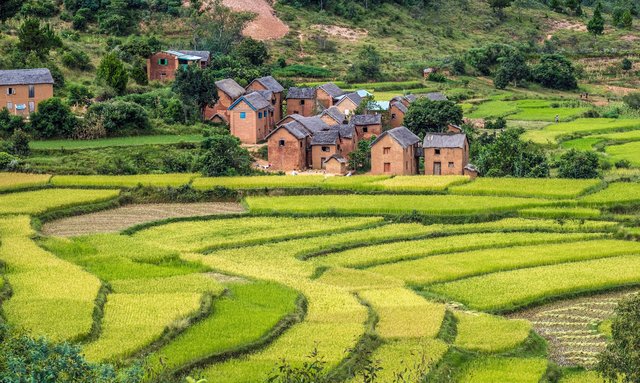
left=1, top=173, right=640, bottom=382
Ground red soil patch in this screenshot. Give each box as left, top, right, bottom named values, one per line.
left=222, top=0, right=289, bottom=40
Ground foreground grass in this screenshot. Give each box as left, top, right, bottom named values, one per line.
left=30, top=135, right=204, bottom=150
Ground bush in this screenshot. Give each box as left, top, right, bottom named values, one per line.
left=557, top=149, right=599, bottom=179
left=615, top=159, right=631, bottom=169
left=29, top=97, right=78, bottom=139
left=485, top=117, right=507, bottom=130
left=67, top=84, right=93, bottom=107
left=86, top=100, right=150, bottom=136
left=10, top=130, right=31, bottom=157
left=0, top=152, right=17, bottom=169
left=531, top=54, right=578, bottom=90
left=428, top=72, right=447, bottom=82
left=61, top=50, right=92, bottom=71
left=20, top=0, right=58, bottom=17
left=0, top=108, right=26, bottom=138
left=623, top=92, right=640, bottom=110
left=621, top=58, right=633, bottom=70
left=199, top=133, right=252, bottom=176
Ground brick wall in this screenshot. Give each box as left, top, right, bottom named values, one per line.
left=286, top=98, right=315, bottom=117
left=0, top=83, right=53, bottom=116
left=370, top=135, right=418, bottom=175
left=268, top=129, right=307, bottom=171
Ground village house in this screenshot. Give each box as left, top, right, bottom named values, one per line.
left=286, top=87, right=316, bottom=117
left=310, top=130, right=341, bottom=170
left=265, top=120, right=311, bottom=171
left=447, top=124, right=463, bottom=133
left=334, top=92, right=363, bottom=115
left=246, top=76, right=285, bottom=122
left=370, top=126, right=421, bottom=175
left=147, top=50, right=210, bottom=82
left=0, top=68, right=54, bottom=116
left=351, top=114, right=382, bottom=140
left=316, top=83, right=345, bottom=109
left=205, top=79, right=246, bottom=122
left=389, top=100, right=408, bottom=128
left=323, top=155, right=348, bottom=175
left=228, top=91, right=274, bottom=144
left=425, top=92, right=448, bottom=101
left=423, top=133, right=469, bottom=176
left=319, top=107, right=347, bottom=125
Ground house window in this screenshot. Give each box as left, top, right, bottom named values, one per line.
left=321, top=146, right=330, bottom=152
left=391, top=113, right=396, bottom=119
left=28, top=101, right=35, bottom=113
left=6, top=102, right=13, bottom=111
left=406, top=161, right=408, bottom=170
left=384, top=162, right=391, bottom=173
left=363, top=127, right=368, bottom=133
left=6, top=88, right=15, bottom=95
left=270, top=111, right=274, bottom=116
left=448, top=162, right=455, bottom=168
left=293, top=110, right=299, bottom=114
left=28, top=85, right=35, bottom=98
left=279, top=139, right=285, bottom=147
left=240, top=112, right=246, bottom=119
left=300, top=142, right=303, bottom=148
left=383, top=147, right=391, bottom=155
left=272, top=99, right=276, bottom=105
left=435, top=149, right=441, bottom=155
left=258, top=112, right=262, bottom=119
left=158, top=58, right=168, bottom=66
left=300, top=100, right=305, bottom=105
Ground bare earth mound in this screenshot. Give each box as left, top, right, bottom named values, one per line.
left=222, top=0, right=289, bottom=40
left=41, top=203, right=246, bottom=237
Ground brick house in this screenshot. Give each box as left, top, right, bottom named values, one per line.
left=320, top=106, right=346, bottom=125
left=316, top=83, right=345, bottom=109
left=351, top=114, right=382, bottom=140
left=389, top=100, right=408, bottom=128
left=205, top=79, right=246, bottom=122
left=423, top=133, right=469, bottom=176
left=324, top=155, right=348, bottom=175
left=228, top=91, right=274, bottom=144
left=0, top=68, right=54, bottom=116
left=286, top=87, right=316, bottom=117
left=334, top=92, right=362, bottom=115
left=337, top=123, right=357, bottom=158
left=147, top=50, right=210, bottom=82
left=246, top=76, right=285, bottom=122
left=265, top=120, right=311, bottom=171
left=310, top=130, right=341, bottom=169
left=370, top=126, right=420, bottom=175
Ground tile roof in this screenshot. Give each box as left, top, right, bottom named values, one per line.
left=321, top=107, right=346, bottom=124
left=425, top=92, right=448, bottom=101
left=318, top=83, right=345, bottom=98
left=215, top=79, right=246, bottom=99
left=352, top=114, right=382, bottom=125
left=324, top=154, right=347, bottom=164
left=268, top=120, right=311, bottom=140
left=423, top=133, right=467, bottom=148
left=229, top=91, right=271, bottom=111
left=310, top=129, right=340, bottom=145
left=337, top=92, right=362, bottom=107
left=288, top=115, right=332, bottom=133
left=252, top=76, right=284, bottom=93
left=287, top=87, right=316, bottom=99
left=337, top=123, right=355, bottom=139
left=405, top=94, right=418, bottom=103
left=371, top=126, right=420, bottom=148
left=391, top=101, right=408, bottom=114
left=0, top=68, right=54, bottom=85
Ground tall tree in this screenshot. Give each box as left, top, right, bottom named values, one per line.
left=190, top=0, right=252, bottom=54
left=404, top=98, right=463, bottom=137
left=587, top=3, right=605, bottom=35
left=0, top=0, right=21, bottom=23
left=17, top=18, right=62, bottom=59
left=488, top=0, right=513, bottom=18
left=347, top=45, right=384, bottom=83
left=493, top=52, right=530, bottom=89
left=172, top=65, right=218, bottom=120
left=96, top=53, right=129, bottom=95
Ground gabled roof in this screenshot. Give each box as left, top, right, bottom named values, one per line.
left=321, top=107, right=346, bottom=124
left=336, top=92, right=363, bottom=108
left=229, top=91, right=271, bottom=111
left=215, top=79, right=246, bottom=99
left=323, top=154, right=347, bottom=164
left=465, top=163, right=479, bottom=172
left=390, top=100, right=408, bottom=114
left=310, top=129, right=340, bottom=145
left=286, top=115, right=332, bottom=133
left=371, top=126, right=420, bottom=149
left=318, top=83, right=345, bottom=98
left=405, top=94, right=418, bottom=103
left=423, top=133, right=468, bottom=149
left=425, top=92, right=448, bottom=101
left=164, top=50, right=204, bottom=61
left=265, top=120, right=311, bottom=140
left=352, top=114, right=382, bottom=126
left=177, top=50, right=211, bottom=62
left=0, top=68, right=54, bottom=86
left=287, top=87, right=316, bottom=99
left=337, top=123, right=355, bottom=139
left=258, top=90, right=274, bottom=101
left=251, top=76, right=284, bottom=93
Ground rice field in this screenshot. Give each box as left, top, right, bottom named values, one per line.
left=2, top=175, right=640, bottom=382
left=523, top=118, right=640, bottom=144
left=0, top=172, right=51, bottom=191
left=605, top=141, right=640, bottom=166
left=51, top=174, right=198, bottom=188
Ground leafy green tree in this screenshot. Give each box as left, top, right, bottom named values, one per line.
left=622, top=57, right=633, bottom=70
left=488, top=0, right=512, bottom=18
left=172, top=65, right=219, bottom=119
left=61, top=49, right=93, bottom=71
left=199, top=133, right=252, bottom=176
left=67, top=83, right=93, bottom=106
left=0, top=0, right=22, bottom=23
left=234, top=38, right=269, bottom=66
left=86, top=100, right=150, bottom=136
left=623, top=92, right=640, bottom=109
left=474, top=128, right=549, bottom=177
left=349, top=137, right=375, bottom=172
left=621, top=10, right=633, bottom=28
left=10, top=129, right=31, bottom=157
left=191, top=0, right=251, bottom=54
left=346, top=45, right=384, bottom=83
left=531, top=54, right=578, bottom=90
left=587, top=3, right=605, bottom=35
left=30, top=97, right=78, bottom=139
left=98, top=0, right=136, bottom=35
left=597, top=294, right=640, bottom=383
left=97, top=52, right=129, bottom=95
left=17, top=18, right=62, bottom=59
left=0, top=108, right=26, bottom=137
left=466, top=43, right=518, bottom=75
left=557, top=149, right=600, bottom=178
left=404, top=98, right=463, bottom=137
left=494, top=52, right=529, bottom=89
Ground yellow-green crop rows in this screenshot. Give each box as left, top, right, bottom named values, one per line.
left=2, top=173, right=640, bottom=382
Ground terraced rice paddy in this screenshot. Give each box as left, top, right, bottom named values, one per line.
left=523, top=118, right=640, bottom=144
left=1, top=173, right=639, bottom=382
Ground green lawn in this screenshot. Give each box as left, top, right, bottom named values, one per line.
left=30, top=135, right=204, bottom=150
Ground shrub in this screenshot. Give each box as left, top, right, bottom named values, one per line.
left=404, top=98, right=463, bottom=136
left=61, top=49, right=92, bottom=71
left=273, top=64, right=332, bottom=78
left=531, top=54, right=578, bottom=90
left=29, top=97, right=78, bottom=139
left=557, top=149, right=600, bottom=179
left=67, top=83, right=93, bottom=107
left=615, top=159, right=631, bottom=169
left=97, top=52, right=129, bottom=95
left=428, top=72, right=447, bottom=82
left=199, top=133, right=252, bottom=176
left=621, top=58, right=633, bottom=70
left=10, top=130, right=31, bottom=157
left=0, top=108, right=26, bottom=138
left=20, top=0, right=58, bottom=17
left=485, top=117, right=507, bottom=130
left=0, top=152, right=17, bottom=170
left=86, top=100, right=150, bottom=136
left=623, top=92, right=640, bottom=110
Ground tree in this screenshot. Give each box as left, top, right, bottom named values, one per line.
left=596, top=294, right=640, bottom=383
left=623, top=92, right=640, bottom=109
left=96, top=53, right=129, bottom=95
left=67, top=84, right=93, bottom=107
left=404, top=98, right=463, bottom=137
left=557, top=149, right=600, bottom=178
left=0, top=0, right=21, bottom=23
left=488, top=0, right=512, bottom=18
left=0, top=108, right=25, bottom=137
left=172, top=65, right=218, bottom=119
left=10, top=130, right=31, bottom=157
left=346, top=45, right=384, bottom=83
left=474, top=128, right=549, bottom=177
left=199, top=133, right=252, bottom=176
left=348, top=137, right=375, bottom=172
left=531, top=54, right=578, bottom=90
left=621, top=10, right=633, bottom=28
left=622, top=57, right=633, bottom=70
left=587, top=3, right=605, bottom=36
left=494, top=52, right=530, bottom=89
left=29, top=97, right=78, bottom=139
left=190, top=0, right=252, bottom=54
left=17, top=18, right=62, bottom=59
left=234, top=38, right=269, bottom=66
left=86, top=100, right=150, bottom=136
left=465, top=43, right=518, bottom=75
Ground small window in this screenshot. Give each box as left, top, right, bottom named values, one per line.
left=6, top=102, right=13, bottom=111
left=300, top=100, right=306, bottom=105
left=240, top=112, right=246, bottom=119
left=391, top=113, right=396, bottom=119
left=363, top=127, right=368, bottom=133
left=28, top=85, right=35, bottom=98
left=158, top=58, right=168, bottom=66
left=258, top=112, right=262, bottom=119
left=435, top=149, right=441, bottom=155
left=279, top=139, right=285, bottom=147
left=300, top=142, right=303, bottom=148
left=406, top=161, right=408, bottom=170
left=383, top=147, right=391, bottom=155
left=270, top=111, right=274, bottom=116
left=293, top=110, right=299, bottom=114
left=321, top=146, right=330, bottom=152
left=7, top=88, right=15, bottom=95
left=448, top=162, right=455, bottom=168
left=28, top=101, right=35, bottom=113
left=272, top=99, right=276, bottom=105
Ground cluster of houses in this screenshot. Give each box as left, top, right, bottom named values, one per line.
left=0, top=51, right=476, bottom=178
